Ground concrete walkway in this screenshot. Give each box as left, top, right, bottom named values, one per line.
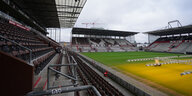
left=51, top=53, right=74, bottom=96
left=33, top=54, right=59, bottom=91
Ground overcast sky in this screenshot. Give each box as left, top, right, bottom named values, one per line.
left=59, top=0, right=192, bottom=43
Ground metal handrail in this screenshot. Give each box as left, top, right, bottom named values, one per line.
left=27, top=85, right=101, bottom=96
left=0, top=35, right=32, bottom=64
left=66, top=51, right=77, bottom=64
left=66, top=51, right=71, bottom=63
left=49, top=63, right=77, bottom=67
left=47, top=62, right=78, bottom=90
left=71, top=55, right=77, bottom=64
left=48, top=67, right=77, bottom=80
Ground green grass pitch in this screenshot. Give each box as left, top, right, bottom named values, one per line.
left=81, top=51, right=184, bottom=66
left=81, top=51, right=192, bottom=96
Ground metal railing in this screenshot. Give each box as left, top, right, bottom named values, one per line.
left=0, top=35, right=32, bottom=64
left=27, top=85, right=101, bottom=96
left=46, top=50, right=78, bottom=89
left=27, top=51, right=101, bottom=96
left=47, top=63, right=78, bottom=89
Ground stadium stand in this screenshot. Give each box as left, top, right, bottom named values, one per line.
left=0, top=17, right=57, bottom=65
left=0, top=0, right=86, bottom=95
left=67, top=51, right=124, bottom=96
left=146, top=25, right=192, bottom=54
left=4, top=0, right=188, bottom=96
left=0, top=17, right=60, bottom=95
left=71, top=27, right=138, bottom=52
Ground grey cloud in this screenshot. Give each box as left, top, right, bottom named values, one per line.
left=61, top=0, right=192, bottom=43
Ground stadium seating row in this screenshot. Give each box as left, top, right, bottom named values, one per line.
left=72, top=37, right=132, bottom=46
left=147, top=36, right=192, bottom=53
left=0, top=18, right=59, bottom=75
left=70, top=52, right=124, bottom=96
left=71, top=37, right=136, bottom=52
left=33, top=50, right=56, bottom=74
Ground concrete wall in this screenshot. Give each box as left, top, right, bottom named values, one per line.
left=0, top=51, right=33, bottom=95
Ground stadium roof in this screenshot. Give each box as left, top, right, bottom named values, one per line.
left=145, top=25, right=192, bottom=36
left=12, top=0, right=87, bottom=28
left=72, top=27, right=139, bottom=37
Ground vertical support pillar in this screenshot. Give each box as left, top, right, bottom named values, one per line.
left=51, top=28, right=53, bottom=39
left=55, top=28, right=57, bottom=41
left=47, top=28, right=49, bottom=37
left=148, top=34, right=150, bottom=44
left=49, top=28, right=50, bottom=37
left=50, top=28, right=51, bottom=39
left=59, top=28, right=61, bottom=42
